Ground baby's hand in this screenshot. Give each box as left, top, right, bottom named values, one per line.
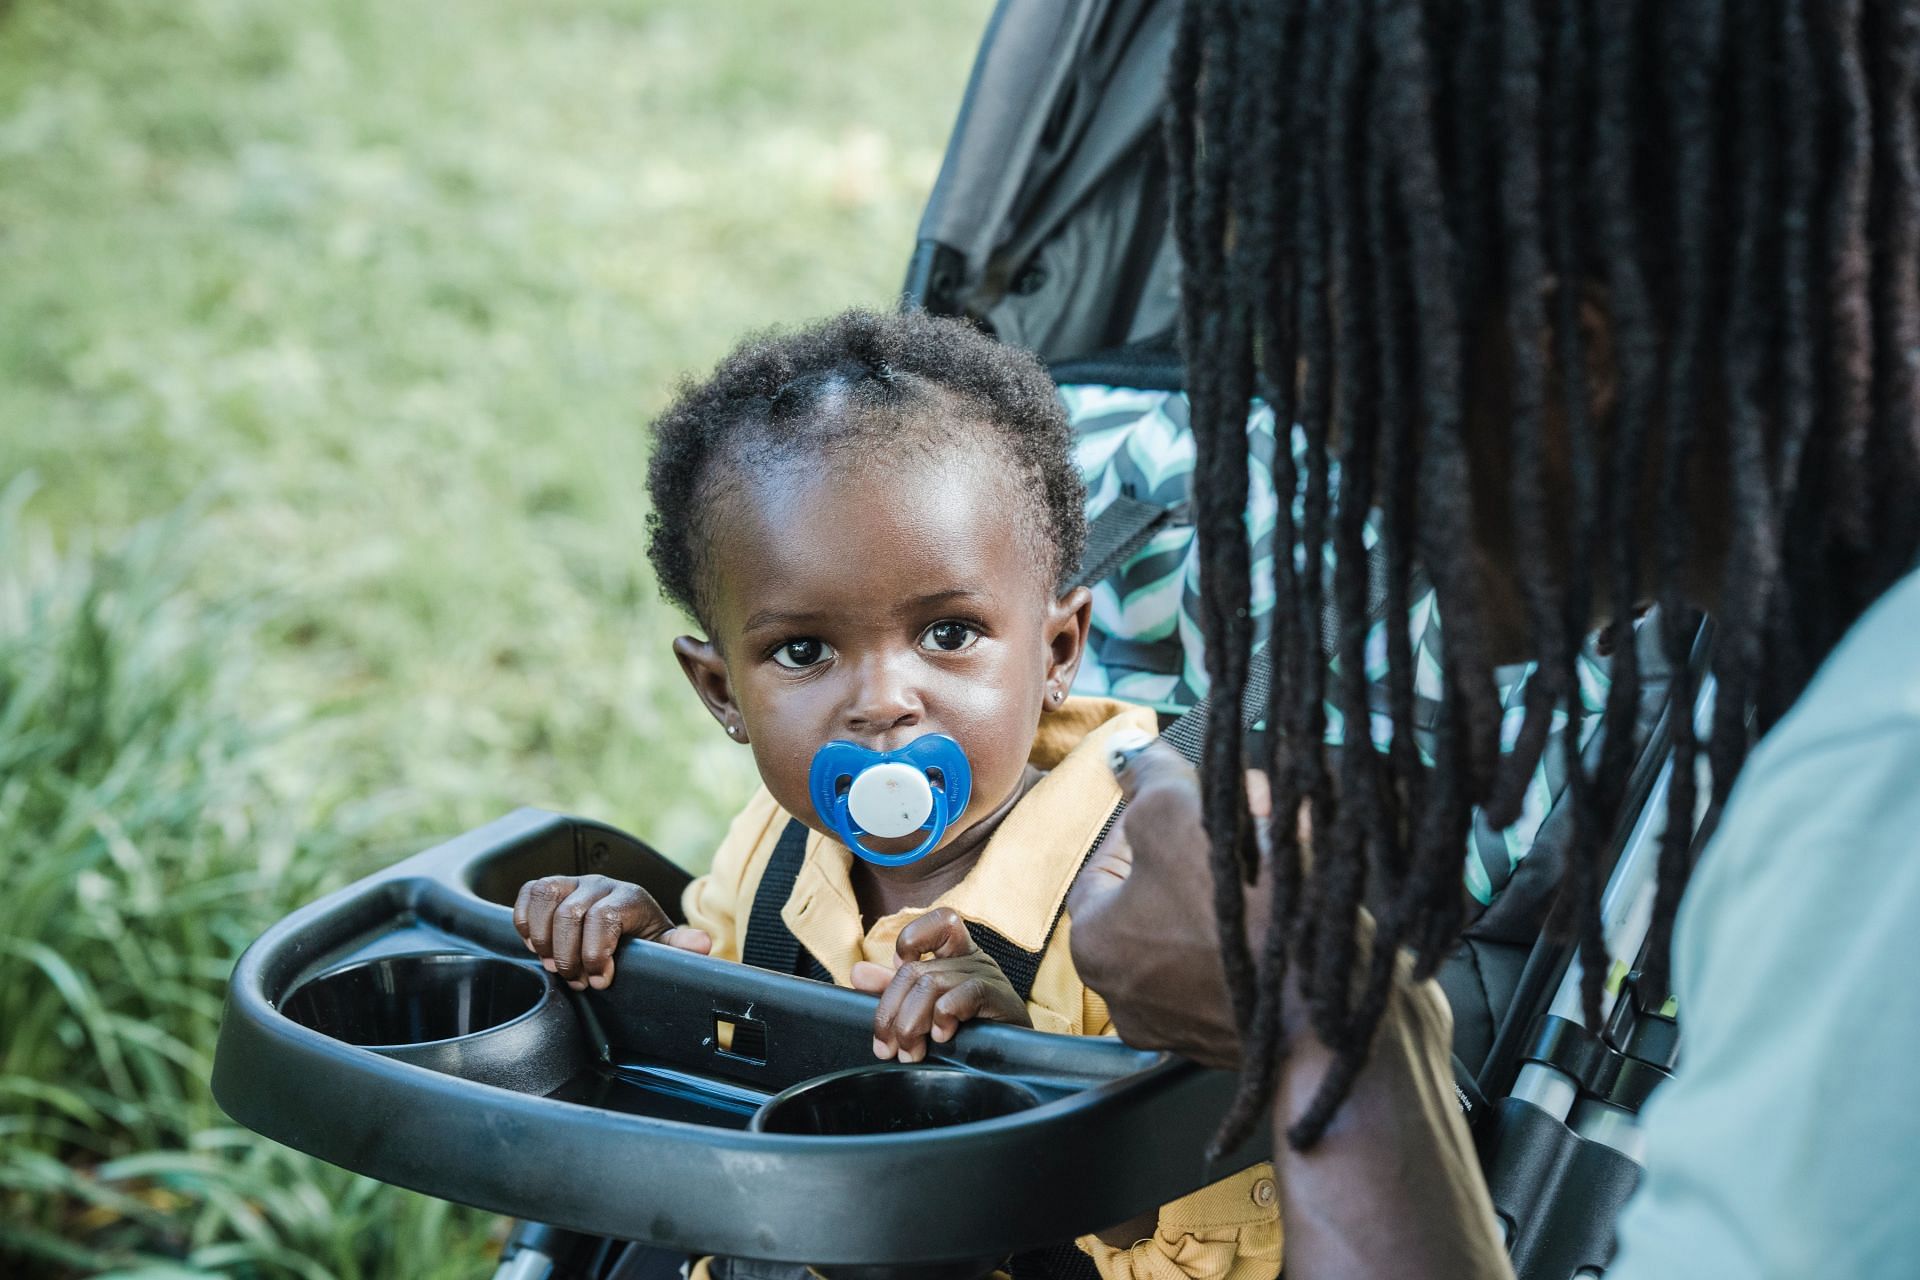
left=513, top=874, right=712, bottom=991
left=849, top=907, right=1032, bottom=1062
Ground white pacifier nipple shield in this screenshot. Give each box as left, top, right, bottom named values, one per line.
left=807, top=734, right=973, bottom=866
left=846, top=762, right=935, bottom=839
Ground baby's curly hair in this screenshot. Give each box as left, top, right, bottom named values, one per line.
left=646, top=308, right=1086, bottom=628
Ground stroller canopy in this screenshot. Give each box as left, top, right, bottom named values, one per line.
left=905, top=0, right=1180, bottom=363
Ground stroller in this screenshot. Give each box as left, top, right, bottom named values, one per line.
left=499, top=2, right=1704, bottom=1276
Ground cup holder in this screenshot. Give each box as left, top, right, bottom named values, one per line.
left=281, top=953, right=587, bottom=1095
left=749, top=1063, right=1039, bottom=1137
left=747, top=1065, right=1039, bottom=1280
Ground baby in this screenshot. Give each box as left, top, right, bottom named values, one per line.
left=516, top=309, right=1279, bottom=1280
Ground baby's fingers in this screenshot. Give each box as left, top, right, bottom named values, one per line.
left=887, top=972, right=951, bottom=1063
left=930, top=977, right=994, bottom=1044
left=515, top=876, right=579, bottom=966
left=579, top=885, right=642, bottom=987
left=584, top=924, right=710, bottom=990
left=550, top=880, right=617, bottom=986
left=850, top=960, right=895, bottom=994
left=872, top=962, right=954, bottom=1060
left=869, top=962, right=917, bottom=1058
left=578, top=886, right=707, bottom=988
left=661, top=926, right=713, bottom=955
left=894, top=907, right=975, bottom=963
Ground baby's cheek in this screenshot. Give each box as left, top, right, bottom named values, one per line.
left=750, top=737, right=818, bottom=824
left=945, top=696, right=1044, bottom=817
left=971, top=732, right=1031, bottom=797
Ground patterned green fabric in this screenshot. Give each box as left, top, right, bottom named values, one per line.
left=1062, top=384, right=1619, bottom=905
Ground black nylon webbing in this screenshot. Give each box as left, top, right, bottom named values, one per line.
left=1159, top=645, right=1274, bottom=767
left=741, top=820, right=831, bottom=983
left=1088, top=645, right=1275, bottom=863
left=961, top=920, right=1044, bottom=1004
left=1073, top=494, right=1176, bottom=590
left=1009, top=1240, right=1104, bottom=1280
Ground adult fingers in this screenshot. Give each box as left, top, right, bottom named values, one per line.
left=1085, top=739, right=1205, bottom=909
left=1112, top=743, right=1212, bottom=876
left=1113, top=738, right=1201, bottom=810
left=894, top=907, right=976, bottom=962
left=1246, top=768, right=1273, bottom=821
left=1069, top=742, right=1208, bottom=997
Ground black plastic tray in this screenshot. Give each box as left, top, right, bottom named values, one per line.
left=212, top=808, right=1266, bottom=1269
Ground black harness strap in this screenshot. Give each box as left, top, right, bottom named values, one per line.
left=741, top=820, right=832, bottom=984
left=1073, top=494, right=1179, bottom=591
left=1159, top=646, right=1272, bottom=765
left=1087, top=645, right=1275, bottom=866
left=1008, top=1241, right=1104, bottom=1280
left=964, top=921, right=1046, bottom=1003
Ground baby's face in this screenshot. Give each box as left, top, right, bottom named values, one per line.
left=682, top=445, right=1082, bottom=862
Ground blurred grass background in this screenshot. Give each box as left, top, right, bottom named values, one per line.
left=0, top=0, right=992, bottom=1273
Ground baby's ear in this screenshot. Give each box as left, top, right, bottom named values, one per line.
left=1042, top=585, right=1094, bottom=704
left=673, top=635, right=745, bottom=740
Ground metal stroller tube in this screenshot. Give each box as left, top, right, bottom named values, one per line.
left=1508, top=672, right=1716, bottom=1145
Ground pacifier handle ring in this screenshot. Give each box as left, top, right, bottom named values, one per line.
left=841, top=790, right=950, bottom=868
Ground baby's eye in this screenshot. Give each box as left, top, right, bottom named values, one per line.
left=773, top=638, right=835, bottom=669
left=920, top=621, right=980, bottom=654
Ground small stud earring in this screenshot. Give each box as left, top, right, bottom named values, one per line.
left=727, top=722, right=741, bottom=739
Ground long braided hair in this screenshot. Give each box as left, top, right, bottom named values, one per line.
left=1170, top=0, right=1920, bottom=1151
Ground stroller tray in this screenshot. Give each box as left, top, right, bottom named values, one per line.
left=212, top=808, right=1265, bottom=1268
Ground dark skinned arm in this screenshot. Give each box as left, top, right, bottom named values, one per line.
left=1067, top=742, right=1513, bottom=1280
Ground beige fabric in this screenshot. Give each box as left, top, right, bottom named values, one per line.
left=1075, top=1163, right=1283, bottom=1280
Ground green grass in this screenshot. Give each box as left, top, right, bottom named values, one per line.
left=0, top=0, right=991, bottom=1273
left=0, top=486, right=493, bottom=1276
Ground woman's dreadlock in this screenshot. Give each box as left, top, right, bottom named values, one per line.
left=1171, top=0, right=1920, bottom=1151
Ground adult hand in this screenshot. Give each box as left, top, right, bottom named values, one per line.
left=850, top=907, right=1033, bottom=1062
left=514, top=874, right=712, bottom=990
left=1067, top=740, right=1274, bottom=1071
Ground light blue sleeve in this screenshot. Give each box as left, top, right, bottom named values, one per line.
left=1606, top=724, right=1920, bottom=1279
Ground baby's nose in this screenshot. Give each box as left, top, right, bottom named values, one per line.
left=844, top=655, right=924, bottom=742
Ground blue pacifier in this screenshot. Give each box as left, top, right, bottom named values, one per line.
left=808, top=734, right=973, bottom=867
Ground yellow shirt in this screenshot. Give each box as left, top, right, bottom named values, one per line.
left=683, top=696, right=1282, bottom=1280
